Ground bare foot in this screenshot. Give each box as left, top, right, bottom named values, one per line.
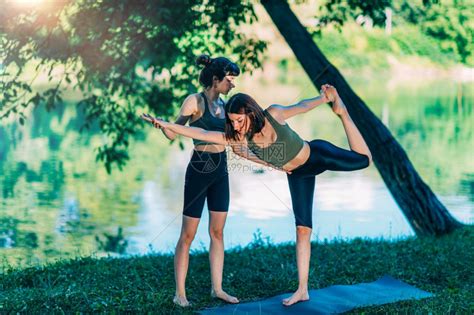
left=331, top=96, right=348, bottom=116
left=173, top=295, right=191, bottom=307
left=282, top=289, right=309, bottom=306
left=211, top=289, right=240, bottom=304
left=323, top=85, right=348, bottom=116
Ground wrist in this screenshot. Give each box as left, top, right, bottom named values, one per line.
left=316, top=95, right=327, bottom=103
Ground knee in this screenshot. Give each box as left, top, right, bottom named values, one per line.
left=209, top=228, right=224, bottom=241
left=362, top=154, right=371, bottom=168
left=179, top=231, right=195, bottom=247
left=351, top=152, right=371, bottom=170
left=296, top=226, right=312, bottom=238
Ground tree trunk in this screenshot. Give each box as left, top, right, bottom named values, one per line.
left=261, top=0, right=463, bottom=236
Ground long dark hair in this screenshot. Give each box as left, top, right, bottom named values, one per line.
left=224, top=93, right=266, bottom=141
left=195, top=54, right=240, bottom=88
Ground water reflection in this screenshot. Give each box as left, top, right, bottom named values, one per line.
left=0, top=73, right=472, bottom=268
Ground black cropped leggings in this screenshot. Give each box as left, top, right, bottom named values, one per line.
left=183, top=150, right=229, bottom=218
left=287, top=139, right=370, bottom=228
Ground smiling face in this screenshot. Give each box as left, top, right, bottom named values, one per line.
left=227, top=112, right=250, bottom=135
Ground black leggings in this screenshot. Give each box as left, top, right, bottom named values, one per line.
left=287, top=139, right=370, bottom=228
left=183, top=150, right=229, bottom=218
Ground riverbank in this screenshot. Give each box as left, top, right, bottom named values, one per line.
left=0, top=226, right=472, bottom=313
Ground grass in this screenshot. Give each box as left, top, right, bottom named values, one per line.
left=0, top=226, right=472, bottom=313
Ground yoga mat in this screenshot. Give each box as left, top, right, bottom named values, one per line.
left=199, top=275, right=433, bottom=314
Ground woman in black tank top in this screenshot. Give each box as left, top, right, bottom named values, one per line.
left=153, top=54, right=240, bottom=307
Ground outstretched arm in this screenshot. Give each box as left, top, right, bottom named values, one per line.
left=142, top=114, right=228, bottom=146
left=269, top=85, right=331, bottom=121
left=161, top=115, right=191, bottom=140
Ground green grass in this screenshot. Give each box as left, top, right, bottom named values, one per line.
left=0, top=226, right=472, bottom=313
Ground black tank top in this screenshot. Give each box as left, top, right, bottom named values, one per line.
left=189, top=92, right=226, bottom=146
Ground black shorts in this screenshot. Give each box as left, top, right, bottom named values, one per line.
left=183, top=150, right=230, bottom=218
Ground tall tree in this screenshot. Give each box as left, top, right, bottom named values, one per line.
left=261, top=0, right=463, bottom=236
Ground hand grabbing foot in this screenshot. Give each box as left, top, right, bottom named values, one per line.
left=322, top=85, right=347, bottom=116
left=321, top=84, right=338, bottom=102
left=211, top=289, right=240, bottom=304
left=282, top=289, right=309, bottom=306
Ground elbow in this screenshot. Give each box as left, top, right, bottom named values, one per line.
left=356, top=152, right=372, bottom=169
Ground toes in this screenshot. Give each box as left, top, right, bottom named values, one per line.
left=214, top=292, right=239, bottom=304
left=282, top=299, right=292, bottom=306
left=173, top=297, right=190, bottom=307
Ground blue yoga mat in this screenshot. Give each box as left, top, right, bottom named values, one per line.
left=199, top=275, right=433, bottom=314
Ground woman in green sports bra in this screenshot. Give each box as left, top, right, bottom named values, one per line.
left=142, top=84, right=372, bottom=307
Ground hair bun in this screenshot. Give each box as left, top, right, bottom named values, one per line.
left=196, top=54, right=212, bottom=67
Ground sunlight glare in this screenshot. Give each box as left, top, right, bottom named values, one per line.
left=14, top=0, right=44, bottom=6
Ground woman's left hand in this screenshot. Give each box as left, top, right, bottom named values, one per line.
left=319, top=86, right=330, bottom=103
left=141, top=114, right=169, bottom=129
left=321, top=84, right=337, bottom=103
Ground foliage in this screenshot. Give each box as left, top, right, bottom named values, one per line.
left=316, top=0, right=392, bottom=31
left=315, top=23, right=454, bottom=69
left=421, top=2, right=473, bottom=64
left=316, top=0, right=473, bottom=65
left=0, top=0, right=266, bottom=173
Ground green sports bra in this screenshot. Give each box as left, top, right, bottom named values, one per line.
left=247, top=109, right=305, bottom=168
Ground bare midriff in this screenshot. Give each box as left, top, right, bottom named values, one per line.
left=282, top=142, right=310, bottom=172
left=194, top=144, right=226, bottom=153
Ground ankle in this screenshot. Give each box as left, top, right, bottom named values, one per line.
left=211, top=288, right=223, bottom=295
left=338, top=110, right=350, bottom=119
left=297, top=286, right=308, bottom=293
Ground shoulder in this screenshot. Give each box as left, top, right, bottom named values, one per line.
left=181, top=93, right=203, bottom=114
left=183, top=93, right=203, bottom=108
left=266, top=104, right=286, bottom=123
